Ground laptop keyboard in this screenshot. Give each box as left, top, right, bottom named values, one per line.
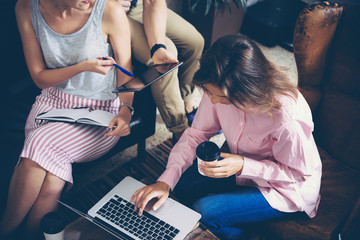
left=96, top=195, right=180, bottom=240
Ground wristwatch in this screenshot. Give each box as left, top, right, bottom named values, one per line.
left=150, top=43, right=167, bottom=58
left=119, top=102, right=134, bottom=116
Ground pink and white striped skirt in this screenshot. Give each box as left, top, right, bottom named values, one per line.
left=19, top=87, right=121, bottom=183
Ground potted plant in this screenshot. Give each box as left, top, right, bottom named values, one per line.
left=182, top=0, right=247, bottom=49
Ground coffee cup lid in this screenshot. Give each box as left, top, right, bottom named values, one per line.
left=196, top=141, right=220, bottom=161
left=40, top=211, right=66, bottom=234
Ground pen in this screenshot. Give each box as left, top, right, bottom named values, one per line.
left=102, top=57, right=134, bottom=77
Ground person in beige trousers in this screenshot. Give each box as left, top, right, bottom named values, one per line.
left=117, top=0, right=204, bottom=141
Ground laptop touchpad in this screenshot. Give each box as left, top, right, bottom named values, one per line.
left=145, top=198, right=174, bottom=216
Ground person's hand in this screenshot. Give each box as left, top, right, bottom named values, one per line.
left=130, top=181, right=171, bottom=216
left=152, top=47, right=178, bottom=65
left=104, top=108, right=131, bottom=137
left=199, top=152, right=244, bottom=178
left=116, top=0, right=132, bottom=13
left=82, top=57, right=115, bottom=75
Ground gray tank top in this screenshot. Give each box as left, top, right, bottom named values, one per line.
left=30, top=0, right=117, bottom=100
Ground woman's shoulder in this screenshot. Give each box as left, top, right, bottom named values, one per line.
left=103, top=0, right=127, bottom=21
left=15, top=0, right=32, bottom=26
left=102, top=0, right=127, bottom=31
left=275, top=91, right=313, bottom=127
left=15, top=0, right=30, bottom=14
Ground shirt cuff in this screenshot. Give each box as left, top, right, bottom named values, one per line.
left=240, top=156, right=265, bottom=178
left=157, top=167, right=181, bottom=191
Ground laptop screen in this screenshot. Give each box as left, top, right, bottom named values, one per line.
left=112, top=62, right=183, bottom=93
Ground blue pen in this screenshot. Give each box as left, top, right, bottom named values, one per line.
left=102, top=57, right=134, bottom=77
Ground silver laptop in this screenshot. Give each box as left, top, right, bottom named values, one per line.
left=62, top=176, right=201, bottom=240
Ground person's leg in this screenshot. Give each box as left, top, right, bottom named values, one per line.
left=174, top=162, right=297, bottom=239
left=191, top=187, right=292, bottom=239
left=127, top=15, right=188, bottom=140
left=25, top=171, right=66, bottom=239
left=128, top=1, right=204, bottom=105
left=129, top=2, right=204, bottom=115
left=0, top=158, right=46, bottom=236
left=165, top=9, right=204, bottom=114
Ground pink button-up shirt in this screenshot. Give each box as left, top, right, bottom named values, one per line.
left=158, top=92, right=322, bottom=218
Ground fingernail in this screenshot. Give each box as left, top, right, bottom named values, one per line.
left=153, top=206, right=158, bottom=211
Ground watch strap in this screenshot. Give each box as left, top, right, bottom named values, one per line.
left=150, top=44, right=167, bottom=58
left=119, top=102, right=134, bottom=116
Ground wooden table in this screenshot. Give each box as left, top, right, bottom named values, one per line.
left=64, top=216, right=219, bottom=240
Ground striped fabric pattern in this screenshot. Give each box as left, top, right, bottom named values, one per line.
left=63, top=139, right=175, bottom=213
left=20, top=87, right=121, bottom=183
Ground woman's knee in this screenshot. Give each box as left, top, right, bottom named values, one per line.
left=192, top=198, right=224, bottom=234
left=192, top=198, right=247, bottom=240
left=192, top=197, right=220, bottom=222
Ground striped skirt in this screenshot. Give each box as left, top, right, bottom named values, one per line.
left=20, top=87, right=121, bottom=183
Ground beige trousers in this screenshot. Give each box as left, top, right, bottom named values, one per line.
left=127, top=0, right=204, bottom=138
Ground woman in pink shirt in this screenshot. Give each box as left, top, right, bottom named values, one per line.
left=131, top=35, right=322, bottom=239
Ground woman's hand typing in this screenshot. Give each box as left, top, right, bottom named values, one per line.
left=130, top=181, right=171, bottom=216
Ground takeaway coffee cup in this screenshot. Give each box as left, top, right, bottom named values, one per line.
left=196, top=141, right=221, bottom=175
left=40, top=211, right=66, bottom=240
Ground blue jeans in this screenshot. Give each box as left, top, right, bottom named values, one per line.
left=174, top=161, right=301, bottom=239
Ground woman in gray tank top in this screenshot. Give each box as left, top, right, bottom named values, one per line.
left=0, top=0, right=135, bottom=239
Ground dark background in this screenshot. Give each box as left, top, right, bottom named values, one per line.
left=0, top=1, right=40, bottom=215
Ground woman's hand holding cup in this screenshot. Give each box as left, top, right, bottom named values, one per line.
left=197, top=141, right=244, bottom=178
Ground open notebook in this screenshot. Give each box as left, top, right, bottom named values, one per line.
left=60, top=176, right=201, bottom=240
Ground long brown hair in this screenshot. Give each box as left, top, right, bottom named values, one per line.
left=193, top=35, right=297, bottom=112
